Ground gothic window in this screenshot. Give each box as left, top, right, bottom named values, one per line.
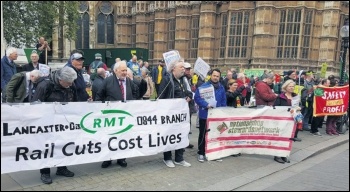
left=219, top=14, right=228, bottom=58
left=148, top=21, right=155, bottom=60
left=189, top=16, right=199, bottom=59
left=227, top=12, right=250, bottom=58
left=277, top=9, right=301, bottom=59
left=76, top=1, right=89, bottom=49
left=97, top=1, right=114, bottom=44
left=131, top=23, right=136, bottom=48
left=301, top=10, right=313, bottom=59
left=167, top=18, right=176, bottom=50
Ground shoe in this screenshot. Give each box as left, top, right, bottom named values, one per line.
left=290, top=137, right=302, bottom=142
left=117, top=159, right=127, bottom=168
left=274, top=156, right=285, bottom=164
left=56, top=168, right=74, bottom=177
left=331, top=131, right=339, bottom=136
left=186, top=144, right=194, bottom=149
left=101, top=160, right=112, bottom=168
left=281, top=157, right=290, bottom=163
left=302, top=128, right=311, bottom=131
left=41, top=174, right=52, bottom=184
left=326, top=132, right=333, bottom=136
left=231, top=153, right=241, bottom=157
left=174, top=160, right=191, bottom=167
left=163, top=160, right=175, bottom=168
left=197, top=155, right=206, bottom=162
left=311, top=132, right=322, bottom=136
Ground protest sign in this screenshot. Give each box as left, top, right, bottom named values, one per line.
left=243, top=69, right=265, bottom=78
left=313, top=85, right=349, bottom=116
left=320, top=63, right=328, bottom=78
left=1, top=99, right=189, bottom=174
left=38, top=64, right=50, bottom=77
left=206, top=106, right=295, bottom=161
left=163, top=50, right=181, bottom=69
left=193, top=57, right=210, bottom=80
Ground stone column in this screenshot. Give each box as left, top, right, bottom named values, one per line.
left=174, top=3, right=191, bottom=59
left=197, top=2, right=216, bottom=63
left=153, top=2, right=167, bottom=60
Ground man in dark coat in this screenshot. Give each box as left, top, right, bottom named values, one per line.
left=64, top=53, right=90, bottom=101
left=91, top=68, right=106, bottom=101
left=158, top=59, right=192, bottom=168
left=30, top=67, right=78, bottom=184
left=152, top=59, right=167, bottom=96
left=1, top=47, right=18, bottom=101
left=96, top=61, right=139, bottom=168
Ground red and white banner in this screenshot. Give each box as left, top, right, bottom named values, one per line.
left=313, top=85, right=349, bottom=117
left=206, top=106, right=295, bottom=161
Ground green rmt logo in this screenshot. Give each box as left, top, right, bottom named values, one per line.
left=80, top=109, right=134, bottom=135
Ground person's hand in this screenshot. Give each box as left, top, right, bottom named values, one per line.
left=185, top=96, right=191, bottom=102
left=244, top=83, right=248, bottom=87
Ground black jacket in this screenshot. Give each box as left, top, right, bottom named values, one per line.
left=158, top=73, right=192, bottom=99
left=91, top=75, right=105, bottom=101
left=226, top=85, right=245, bottom=108
left=65, top=63, right=89, bottom=101
left=22, top=62, right=39, bottom=72
left=95, top=75, right=138, bottom=102
left=31, top=70, right=78, bottom=102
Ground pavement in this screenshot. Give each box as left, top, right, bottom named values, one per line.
left=1, top=114, right=349, bottom=191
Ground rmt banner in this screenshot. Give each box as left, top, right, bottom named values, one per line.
left=312, top=85, right=349, bottom=117
left=206, top=106, right=295, bottom=161
left=1, top=99, right=189, bottom=174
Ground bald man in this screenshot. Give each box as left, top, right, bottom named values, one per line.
left=96, top=61, right=140, bottom=168
left=91, top=68, right=106, bottom=100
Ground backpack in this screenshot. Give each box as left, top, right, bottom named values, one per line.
left=89, top=61, right=103, bottom=80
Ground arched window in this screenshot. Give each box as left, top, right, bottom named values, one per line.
left=76, top=1, right=90, bottom=49
left=97, top=1, right=114, bottom=44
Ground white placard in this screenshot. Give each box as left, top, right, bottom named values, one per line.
left=1, top=99, right=190, bottom=174
left=194, top=57, right=210, bottom=80
left=163, top=50, right=181, bottom=69
left=38, top=64, right=51, bottom=77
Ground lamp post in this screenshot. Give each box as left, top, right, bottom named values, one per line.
left=339, top=19, right=349, bottom=86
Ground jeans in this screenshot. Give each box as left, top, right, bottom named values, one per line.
left=198, top=118, right=207, bottom=155
left=40, top=166, right=67, bottom=174
left=163, top=149, right=184, bottom=163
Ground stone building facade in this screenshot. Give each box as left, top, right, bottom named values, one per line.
left=52, top=1, right=349, bottom=74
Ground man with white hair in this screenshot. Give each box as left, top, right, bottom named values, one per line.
left=30, top=67, right=78, bottom=184
left=5, top=69, right=42, bottom=103
left=1, top=47, right=18, bottom=98
left=158, top=58, right=193, bottom=168
left=96, top=60, right=139, bottom=169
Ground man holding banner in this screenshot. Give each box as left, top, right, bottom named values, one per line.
left=194, top=68, right=227, bottom=162
left=158, top=59, right=192, bottom=168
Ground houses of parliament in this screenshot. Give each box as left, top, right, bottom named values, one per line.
left=51, top=1, right=349, bottom=74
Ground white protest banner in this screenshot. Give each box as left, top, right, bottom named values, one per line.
left=39, top=64, right=51, bottom=77
left=1, top=99, right=190, bottom=174
left=206, top=106, right=295, bottom=161
left=163, top=50, right=181, bottom=69
left=194, top=57, right=210, bottom=80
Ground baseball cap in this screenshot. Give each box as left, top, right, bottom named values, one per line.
left=184, top=62, right=192, bottom=69
left=71, top=53, right=85, bottom=60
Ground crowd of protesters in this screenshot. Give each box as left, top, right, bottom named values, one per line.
left=1, top=45, right=348, bottom=184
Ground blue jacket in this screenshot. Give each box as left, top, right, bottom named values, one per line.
left=64, top=62, right=89, bottom=101
left=194, top=81, right=227, bottom=119
left=127, top=61, right=141, bottom=76
left=1, top=56, right=17, bottom=91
